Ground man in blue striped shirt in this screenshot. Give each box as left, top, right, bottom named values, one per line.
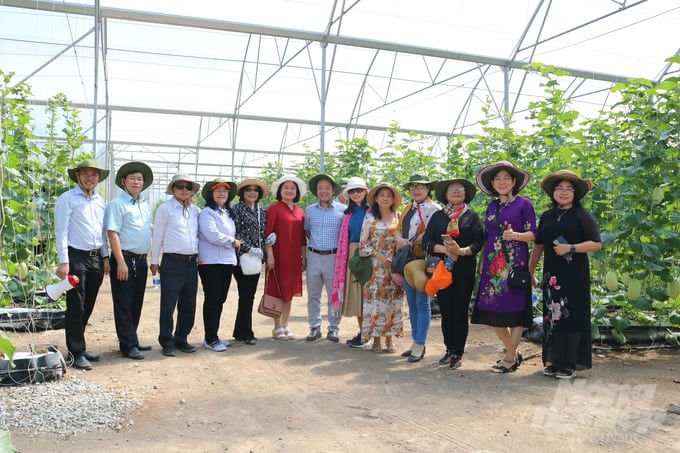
left=304, top=174, right=346, bottom=342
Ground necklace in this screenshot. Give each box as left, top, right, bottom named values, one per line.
left=556, top=207, right=570, bottom=222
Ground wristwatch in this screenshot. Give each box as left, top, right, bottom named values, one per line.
left=570, top=245, right=576, bottom=255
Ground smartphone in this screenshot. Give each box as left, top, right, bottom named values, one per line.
left=554, top=235, right=573, bottom=261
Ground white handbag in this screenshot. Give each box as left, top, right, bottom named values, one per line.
left=239, top=252, right=262, bottom=275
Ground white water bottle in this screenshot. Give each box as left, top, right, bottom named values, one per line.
left=46, top=275, right=80, bottom=300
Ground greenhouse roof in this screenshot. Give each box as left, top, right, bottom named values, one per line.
left=1, top=0, right=678, bottom=202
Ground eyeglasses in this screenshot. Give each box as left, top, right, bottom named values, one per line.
left=409, top=183, right=427, bottom=190
left=244, top=187, right=260, bottom=193
left=447, top=186, right=466, bottom=193
left=173, top=184, right=193, bottom=191
left=348, top=188, right=365, bottom=194
left=554, top=186, right=575, bottom=193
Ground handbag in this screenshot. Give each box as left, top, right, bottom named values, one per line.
left=424, top=255, right=441, bottom=276
left=240, top=252, right=262, bottom=275
left=240, top=207, right=263, bottom=275
left=257, top=271, right=283, bottom=318
left=507, top=265, right=531, bottom=289
left=495, top=203, right=531, bottom=289
left=391, top=244, right=415, bottom=274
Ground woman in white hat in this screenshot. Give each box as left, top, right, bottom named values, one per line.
left=529, top=170, right=601, bottom=380
left=471, top=161, right=537, bottom=373
left=264, top=175, right=307, bottom=341
left=422, top=178, right=484, bottom=368
left=330, top=176, right=370, bottom=348
left=231, top=178, right=270, bottom=345
left=359, top=182, right=405, bottom=353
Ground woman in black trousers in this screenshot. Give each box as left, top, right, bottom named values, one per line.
left=423, top=178, right=484, bottom=369
left=231, top=178, right=269, bottom=345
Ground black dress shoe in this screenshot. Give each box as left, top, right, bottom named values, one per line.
left=82, top=351, right=100, bottom=362
left=127, top=347, right=145, bottom=360
left=73, top=355, right=93, bottom=370
left=137, top=343, right=152, bottom=351
left=162, top=347, right=176, bottom=357
left=176, top=342, right=196, bottom=353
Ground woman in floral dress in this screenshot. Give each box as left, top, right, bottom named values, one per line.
left=360, top=183, right=404, bottom=353
left=529, top=170, right=601, bottom=380
left=471, top=161, right=536, bottom=373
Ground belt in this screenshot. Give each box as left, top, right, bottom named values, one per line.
left=163, top=253, right=197, bottom=261
left=123, top=250, right=148, bottom=260
left=308, top=247, right=338, bottom=256
left=68, top=246, right=100, bottom=257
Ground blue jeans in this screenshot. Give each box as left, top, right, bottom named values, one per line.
left=403, top=278, right=431, bottom=345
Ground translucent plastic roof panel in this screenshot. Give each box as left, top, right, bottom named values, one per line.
left=1, top=0, right=678, bottom=202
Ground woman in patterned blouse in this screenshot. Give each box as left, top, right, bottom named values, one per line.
left=231, top=178, right=270, bottom=345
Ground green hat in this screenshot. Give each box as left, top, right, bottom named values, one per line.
left=115, top=161, right=153, bottom=191
left=308, top=174, right=341, bottom=197
left=67, top=158, right=110, bottom=183
left=403, top=174, right=435, bottom=190
left=201, top=178, right=237, bottom=203
left=434, top=178, right=477, bottom=204
left=348, top=249, right=373, bottom=285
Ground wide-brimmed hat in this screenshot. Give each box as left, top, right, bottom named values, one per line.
left=115, top=161, right=153, bottom=191
left=165, top=173, right=200, bottom=195
left=403, top=174, right=435, bottom=190
left=434, top=178, right=477, bottom=204
left=367, top=182, right=402, bottom=208
left=67, top=158, right=110, bottom=183
left=348, top=250, right=372, bottom=285
left=541, top=170, right=593, bottom=201
left=404, top=259, right=427, bottom=291
left=237, top=178, right=270, bottom=198
left=271, top=174, right=307, bottom=199
left=476, top=160, right=530, bottom=196
left=342, top=176, right=369, bottom=199
left=309, top=174, right=341, bottom=197
left=201, top=178, right=237, bottom=203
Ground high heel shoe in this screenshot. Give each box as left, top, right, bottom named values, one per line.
left=407, top=344, right=425, bottom=362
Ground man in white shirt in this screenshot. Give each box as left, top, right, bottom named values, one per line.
left=150, top=174, right=201, bottom=357
left=54, top=159, right=110, bottom=370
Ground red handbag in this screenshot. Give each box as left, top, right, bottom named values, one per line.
left=257, top=270, right=283, bottom=318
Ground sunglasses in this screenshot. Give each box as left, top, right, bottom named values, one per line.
left=244, top=187, right=261, bottom=193
left=174, top=184, right=193, bottom=191
left=348, top=188, right=365, bottom=194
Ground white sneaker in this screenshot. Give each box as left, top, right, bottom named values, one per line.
left=204, top=340, right=228, bottom=352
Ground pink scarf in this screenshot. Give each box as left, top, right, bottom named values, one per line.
left=331, top=213, right=352, bottom=311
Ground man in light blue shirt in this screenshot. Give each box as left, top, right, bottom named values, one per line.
left=304, top=174, right=345, bottom=342
left=105, top=162, right=153, bottom=360
left=54, top=159, right=110, bottom=370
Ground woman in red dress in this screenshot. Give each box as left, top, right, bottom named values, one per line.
left=265, top=175, right=307, bottom=341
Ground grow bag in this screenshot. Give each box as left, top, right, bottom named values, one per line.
left=0, top=307, right=66, bottom=332
left=0, top=345, right=66, bottom=386
left=523, top=317, right=680, bottom=345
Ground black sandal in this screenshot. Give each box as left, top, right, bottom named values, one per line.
left=493, top=359, right=517, bottom=374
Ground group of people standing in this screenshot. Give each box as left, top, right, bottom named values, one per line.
left=55, top=158, right=601, bottom=380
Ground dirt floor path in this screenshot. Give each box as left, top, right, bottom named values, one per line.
left=3, top=276, right=679, bottom=452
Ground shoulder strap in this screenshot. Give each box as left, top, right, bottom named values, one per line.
left=495, top=202, right=512, bottom=263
